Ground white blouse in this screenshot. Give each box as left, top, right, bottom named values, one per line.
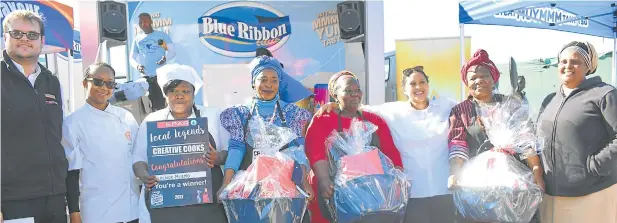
left=364, top=97, right=457, bottom=198
left=63, top=103, right=140, bottom=223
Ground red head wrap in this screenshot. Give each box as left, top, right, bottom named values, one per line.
left=461, top=49, right=500, bottom=85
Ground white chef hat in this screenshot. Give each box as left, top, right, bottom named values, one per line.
left=156, top=63, right=203, bottom=95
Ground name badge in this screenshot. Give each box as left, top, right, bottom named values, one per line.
left=252, top=149, right=263, bottom=161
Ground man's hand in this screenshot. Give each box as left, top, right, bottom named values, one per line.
left=69, top=212, right=82, bottom=223
left=156, top=56, right=167, bottom=65
left=204, top=143, right=217, bottom=168
left=137, top=65, right=145, bottom=74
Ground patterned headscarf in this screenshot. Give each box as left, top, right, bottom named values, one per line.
left=461, top=49, right=500, bottom=85
left=327, top=70, right=358, bottom=99
left=558, top=41, right=598, bottom=75
left=249, top=56, right=312, bottom=103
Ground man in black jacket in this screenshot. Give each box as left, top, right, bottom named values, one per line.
left=1, top=10, right=71, bottom=223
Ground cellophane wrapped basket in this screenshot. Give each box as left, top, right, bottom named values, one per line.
left=219, top=116, right=309, bottom=223
left=454, top=94, right=544, bottom=223
left=325, top=118, right=411, bottom=223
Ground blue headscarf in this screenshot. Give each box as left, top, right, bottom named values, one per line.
left=249, top=56, right=313, bottom=103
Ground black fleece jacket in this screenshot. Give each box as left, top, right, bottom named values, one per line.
left=538, top=76, right=617, bottom=197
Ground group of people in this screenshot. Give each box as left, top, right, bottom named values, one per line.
left=2, top=9, right=617, bottom=223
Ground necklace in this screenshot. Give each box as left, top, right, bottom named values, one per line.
left=254, top=102, right=278, bottom=123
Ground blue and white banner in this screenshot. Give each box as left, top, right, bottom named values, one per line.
left=198, top=1, right=292, bottom=57
left=147, top=118, right=213, bottom=208
left=459, top=1, right=615, bottom=38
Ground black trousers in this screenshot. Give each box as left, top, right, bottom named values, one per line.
left=1, top=194, right=67, bottom=223
left=145, top=76, right=166, bottom=112
left=404, top=194, right=456, bottom=223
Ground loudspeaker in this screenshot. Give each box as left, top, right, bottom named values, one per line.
left=337, top=1, right=365, bottom=40
left=98, top=1, right=127, bottom=42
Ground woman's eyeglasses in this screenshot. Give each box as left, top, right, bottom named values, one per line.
left=7, top=30, right=42, bottom=40
left=86, top=78, right=117, bottom=89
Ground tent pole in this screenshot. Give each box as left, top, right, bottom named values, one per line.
left=460, top=24, right=466, bottom=101
left=613, top=34, right=617, bottom=87
left=68, top=49, right=75, bottom=113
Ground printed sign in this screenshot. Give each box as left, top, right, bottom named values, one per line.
left=198, top=1, right=292, bottom=58
left=147, top=117, right=213, bottom=208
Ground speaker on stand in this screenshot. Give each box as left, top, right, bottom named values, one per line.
left=98, top=1, right=128, bottom=44
left=337, top=1, right=365, bottom=41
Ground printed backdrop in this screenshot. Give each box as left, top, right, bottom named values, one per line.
left=127, top=1, right=346, bottom=105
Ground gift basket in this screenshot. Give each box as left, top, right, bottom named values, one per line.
left=324, top=119, right=411, bottom=223
left=219, top=116, right=309, bottom=223
left=453, top=94, right=544, bottom=223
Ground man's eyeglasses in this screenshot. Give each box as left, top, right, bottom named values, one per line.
left=7, top=30, right=42, bottom=40
left=86, top=78, right=117, bottom=89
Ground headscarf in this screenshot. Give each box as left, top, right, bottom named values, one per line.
left=460, top=49, right=500, bottom=85
left=327, top=70, right=357, bottom=99
left=249, top=55, right=312, bottom=103
left=558, top=41, right=598, bottom=75
left=156, top=63, right=204, bottom=95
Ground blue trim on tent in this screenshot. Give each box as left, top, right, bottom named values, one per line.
left=458, top=1, right=617, bottom=38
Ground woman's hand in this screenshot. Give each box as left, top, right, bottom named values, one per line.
left=314, top=102, right=339, bottom=116
left=532, top=167, right=546, bottom=192
left=142, top=175, right=159, bottom=189
left=447, top=174, right=458, bottom=190
left=216, top=184, right=227, bottom=203
left=303, top=181, right=315, bottom=202
left=69, top=212, right=82, bottom=223
left=204, top=143, right=217, bottom=168
left=319, top=177, right=335, bottom=199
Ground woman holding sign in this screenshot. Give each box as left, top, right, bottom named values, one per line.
left=63, top=62, right=140, bottom=223
left=132, top=64, right=230, bottom=223
left=218, top=55, right=314, bottom=220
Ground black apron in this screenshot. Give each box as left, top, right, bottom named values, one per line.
left=146, top=105, right=227, bottom=223
left=236, top=100, right=310, bottom=223
left=318, top=111, right=401, bottom=223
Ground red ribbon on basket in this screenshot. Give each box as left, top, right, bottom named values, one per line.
left=486, top=147, right=515, bottom=170
left=490, top=147, right=516, bottom=155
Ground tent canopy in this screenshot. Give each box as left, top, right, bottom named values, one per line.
left=1, top=0, right=74, bottom=53
left=459, top=1, right=616, bottom=38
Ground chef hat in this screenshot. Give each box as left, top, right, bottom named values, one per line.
left=156, top=63, right=203, bottom=95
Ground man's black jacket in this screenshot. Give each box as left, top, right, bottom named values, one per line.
left=1, top=50, right=68, bottom=201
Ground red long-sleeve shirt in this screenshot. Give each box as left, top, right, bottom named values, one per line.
left=304, top=111, right=403, bottom=223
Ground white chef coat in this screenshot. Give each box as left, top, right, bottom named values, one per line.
left=62, top=103, right=140, bottom=223
left=364, top=97, right=457, bottom=198
left=133, top=105, right=230, bottom=223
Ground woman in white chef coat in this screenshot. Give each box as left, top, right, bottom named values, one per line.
left=63, top=62, right=140, bottom=223
left=133, top=63, right=229, bottom=223
left=316, top=66, right=457, bottom=223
